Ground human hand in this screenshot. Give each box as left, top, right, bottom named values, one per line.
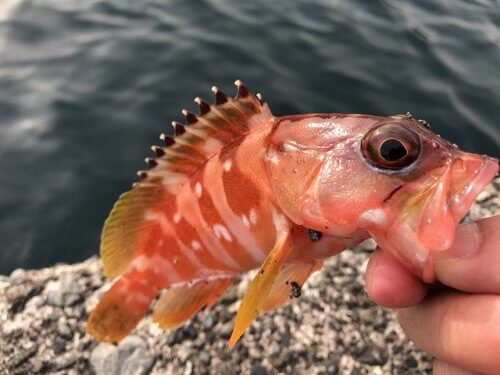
left=365, top=215, right=500, bottom=374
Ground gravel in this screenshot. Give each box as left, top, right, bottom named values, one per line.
left=0, top=180, right=497, bottom=374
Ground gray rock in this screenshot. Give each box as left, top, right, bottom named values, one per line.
left=12, top=342, right=37, bottom=367
left=5, top=279, right=43, bottom=314
left=46, top=272, right=81, bottom=307
left=57, top=320, right=73, bottom=339
left=54, top=353, right=77, bottom=370
left=183, top=360, right=193, bottom=375
left=90, top=336, right=153, bottom=375
left=403, top=354, right=419, bottom=368
left=268, top=341, right=280, bottom=357
left=354, top=341, right=389, bottom=366
left=10, top=268, right=27, bottom=279
left=52, top=336, right=67, bottom=354
left=90, top=343, right=120, bottom=375
left=219, top=322, right=233, bottom=339
left=269, top=350, right=292, bottom=369
left=250, top=364, right=269, bottom=375
left=118, top=335, right=154, bottom=375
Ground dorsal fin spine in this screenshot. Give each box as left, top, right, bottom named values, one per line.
left=234, top=80, right=249, bottom=99
left=160, top=134, right=175, bottom=147
left=211, top=86, right=228, bottom=104
left=145, top=157, right=157, bottom=168
left=151, top=146, right=165, bottom=157
left=170, top=121, right=205, bottom=139
left=172, top=122, right=186, bottom=137
left=194, top=97, right=210, bottom=115
left=182, top=109, right=198, bottom=125
left=137, top=171, right=148, bottom=180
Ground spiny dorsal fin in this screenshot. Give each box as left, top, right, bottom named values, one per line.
left=136, top=80, right=273, bottom=193
left=100, top=81, right=273, bottom=279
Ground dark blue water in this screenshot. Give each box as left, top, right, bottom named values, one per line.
left=0, top=0, right=499, bottom=274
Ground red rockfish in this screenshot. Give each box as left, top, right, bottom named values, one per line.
left=87, top=81, right=499, bottom=346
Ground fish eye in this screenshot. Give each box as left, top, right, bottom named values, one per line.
left=361, top=122, right=421, bottom=171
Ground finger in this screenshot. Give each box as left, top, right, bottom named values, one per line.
left=397, top=291, right=500, bottom=374
left=431, top=215, right=500, bottom=294
left=365, top=248, right=428, bottom=308
left=432, top=359, right=479, bottom=375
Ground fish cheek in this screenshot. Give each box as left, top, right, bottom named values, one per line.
left=315, top=158, right=398, bottom=235
left=266, top=146, right=326, bottom=225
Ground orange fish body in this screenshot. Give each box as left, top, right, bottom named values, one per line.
left=87, top=81, right=498, bottom=346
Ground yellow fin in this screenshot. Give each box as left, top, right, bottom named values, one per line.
left=152, top=277, right=234, bottom=328
left=87, top=269, right=158, bottom=343
left=262, top=260, right=323, bottom=313
left=100, top=184, right=165, bottom=279
left=229, top=230, right=292, bottom=348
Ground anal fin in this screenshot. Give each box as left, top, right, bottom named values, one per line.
left=87, top=268, right=159, bottom=343
left=152, top=277, right=234, bottom=328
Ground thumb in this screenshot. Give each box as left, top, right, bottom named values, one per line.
left=431, top=215, right=500, bottom=294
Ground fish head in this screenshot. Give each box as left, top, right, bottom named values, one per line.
left=267, top=113, right=498, bottom=281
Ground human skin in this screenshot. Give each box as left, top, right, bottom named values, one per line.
left=365, top=215, right=500, bottom=374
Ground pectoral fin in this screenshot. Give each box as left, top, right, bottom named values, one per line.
left=229, top=230, right=292, bottom=348
left=262, top=260, right=322, bottom=313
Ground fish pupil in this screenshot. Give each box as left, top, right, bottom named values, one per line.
left=380, top=139, right=407, bottom=161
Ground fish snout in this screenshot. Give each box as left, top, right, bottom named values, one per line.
left=448, top=154, right=499, bottom=220
left=417, top=153, right=499, bottom=251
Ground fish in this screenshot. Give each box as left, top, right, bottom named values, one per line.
left=86, top=80, right=499, bottom=347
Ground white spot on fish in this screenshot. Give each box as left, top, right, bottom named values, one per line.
left=173, top=212, right=181, bottom=223
left=272, top=209, right=289, bottom=233
left=191, top=240, right=202, bottom=251
left=133, top=253, right=180, bottom=283
left=160, top=172, right=185, bottom=193
left=282, top=142, right=299, bottom=152
left=203, top=138, right=223, bottom=154
left=415, top=248, right=430, bottom=263
left=223, top=159, right=232, bottom=172
left=125, top=292, right=151, bottom=306
left=213, top=224, right=232, bottom=242
left=195, top=182, right=202, bottom=198
left=360, top=209, right=388, bottom=227
left=241, top=214, right=250, bottom=228
left=144, top=210, right=157, bottom=221
left=249, top=209, right=258, bottom=224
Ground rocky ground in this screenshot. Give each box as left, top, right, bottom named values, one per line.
left=1, top=181, right=498, bottom=375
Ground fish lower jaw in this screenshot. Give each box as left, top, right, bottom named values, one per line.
left=449, top=157, right=499, bottom=221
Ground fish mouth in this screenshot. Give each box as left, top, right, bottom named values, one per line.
left=399, top=153, right=498, bottom=251
left=379, top=153, right=498, bottom=282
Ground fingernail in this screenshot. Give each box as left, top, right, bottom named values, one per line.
left=446, top=222, right=481, bottom=258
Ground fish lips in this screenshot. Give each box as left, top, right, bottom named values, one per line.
left=401, top=153, right=498, bottom=252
